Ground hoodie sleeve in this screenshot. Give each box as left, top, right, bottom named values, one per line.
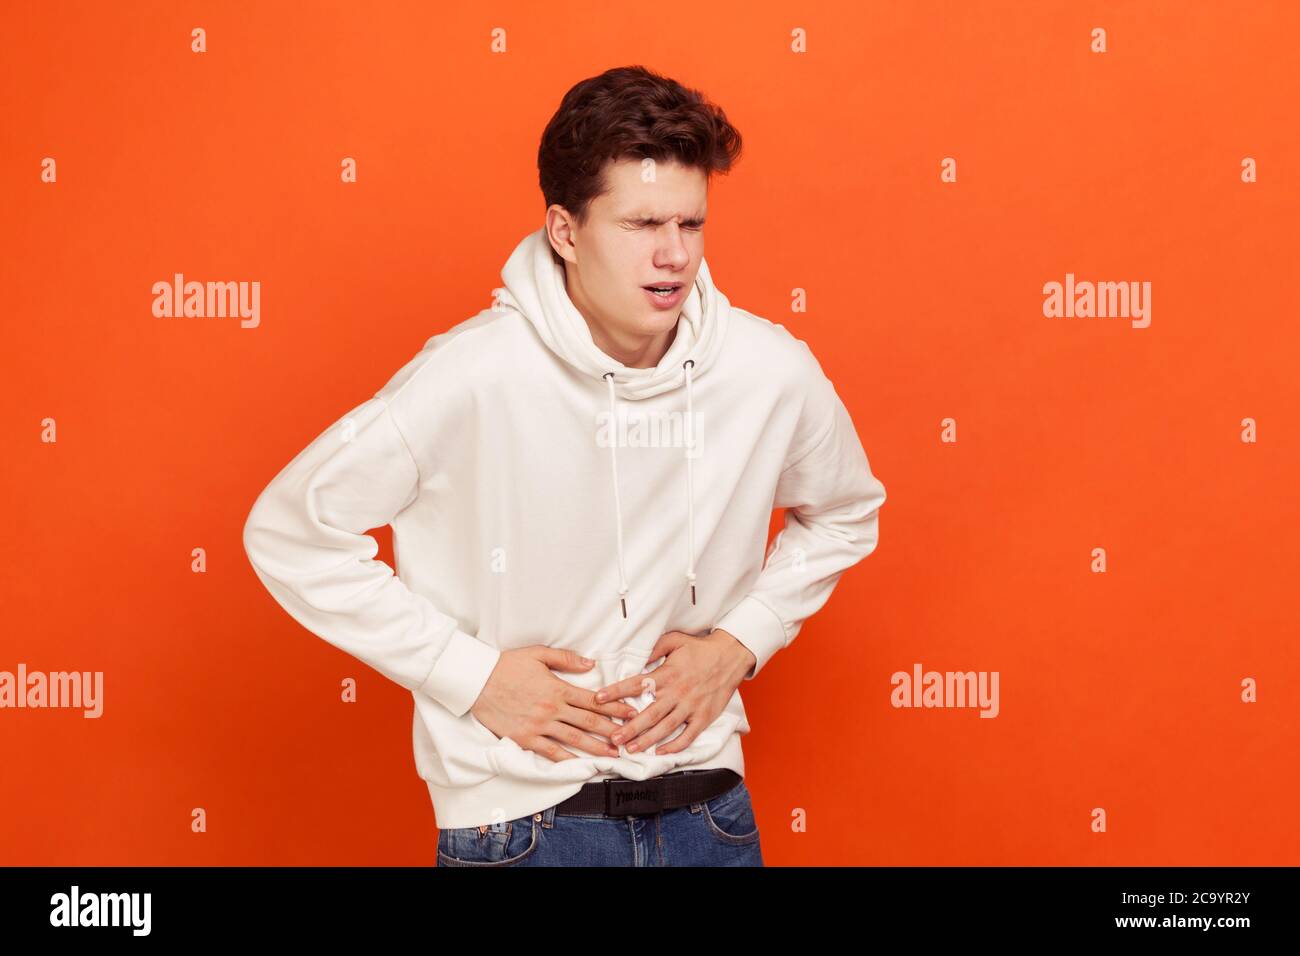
left=242, top=394, right=500, bottom=717
left=711, top=363, right=886, bottom=681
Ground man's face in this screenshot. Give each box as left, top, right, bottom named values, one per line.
left=549, top=157, right=708, bottom=352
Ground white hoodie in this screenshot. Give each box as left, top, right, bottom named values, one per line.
left=242, top=227, right=887, bottom=829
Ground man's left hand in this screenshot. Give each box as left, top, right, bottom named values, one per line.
left=592, top=629, right=756, bottom=756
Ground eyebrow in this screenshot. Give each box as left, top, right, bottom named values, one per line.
left=625, top=214, right=707, bottom=228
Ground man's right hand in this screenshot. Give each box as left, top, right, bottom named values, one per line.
left=468, top=646, right=640, bottom=762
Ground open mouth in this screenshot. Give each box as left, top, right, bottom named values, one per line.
left=643, top=283, right=684, bottom=298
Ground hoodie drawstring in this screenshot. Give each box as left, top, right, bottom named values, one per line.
left=602, top=371, right=630, bottom=619
left=684, top=359, right=697, bottom=606
left=603, top=360, right=698, bottom=620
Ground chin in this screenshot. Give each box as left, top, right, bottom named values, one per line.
left=641, top=311, right=681, bottom=332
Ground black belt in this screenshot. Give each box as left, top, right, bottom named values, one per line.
left=555, top=768, right=741, bottom=817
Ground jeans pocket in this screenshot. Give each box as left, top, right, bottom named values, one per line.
left=699, top=780, right=760, bottom=846
left=437, top=815, right=540, bottom=867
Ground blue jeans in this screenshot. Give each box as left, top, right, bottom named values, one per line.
left=436, top=775, right=764, bottom=867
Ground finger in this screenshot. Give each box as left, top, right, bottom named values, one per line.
left=651, top=713, right=704, bottom=755
left=623, top=705, right=689, bottom=754
left=526, top=735, right=580, bottom=762
left=546, top=720, right=620, bottom=758
left=592, top=700, right=640, bottom=721
left=533, top=646, right=597, bottom=673
left=559, top=703, right=632, bottom=743
left=595, top=669, right=670, bottom=704
left=646, top=630, right=690, bottom=664
left=592, top=675, right=650, bottom=704
left=562, top=685, right=639, bottom=721
left=609, top=698, right=673, bottom=747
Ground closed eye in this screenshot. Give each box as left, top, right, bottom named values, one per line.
left=626, top=219, right=706, bottom=230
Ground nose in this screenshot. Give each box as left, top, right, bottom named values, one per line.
left=654, top=224, right=691, bottom=270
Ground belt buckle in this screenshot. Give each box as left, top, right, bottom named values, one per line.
left=604, top=778, right=663, bottom=816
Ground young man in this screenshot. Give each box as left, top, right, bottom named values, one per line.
left=243, top=65, right=887, bottom=867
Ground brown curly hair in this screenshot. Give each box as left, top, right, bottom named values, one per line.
left=537, top=65, right=744, bottom=227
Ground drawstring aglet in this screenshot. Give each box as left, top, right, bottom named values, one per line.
left=620, top=596, right=627, bottom=619
left=690, top=585, right=696, bottom=605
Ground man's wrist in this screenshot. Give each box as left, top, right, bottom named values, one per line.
left=710, top=627, right=757, bottom=681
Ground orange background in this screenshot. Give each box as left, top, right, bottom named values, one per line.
left=3, top=0, right=1297, bottom=865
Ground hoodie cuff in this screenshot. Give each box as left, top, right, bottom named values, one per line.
left=713, top=596, right=789, bottom=681
left=417, top=629, right=501, bottom=717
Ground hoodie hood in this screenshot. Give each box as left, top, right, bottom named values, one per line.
left=491, top=226, right=733, bottom=619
